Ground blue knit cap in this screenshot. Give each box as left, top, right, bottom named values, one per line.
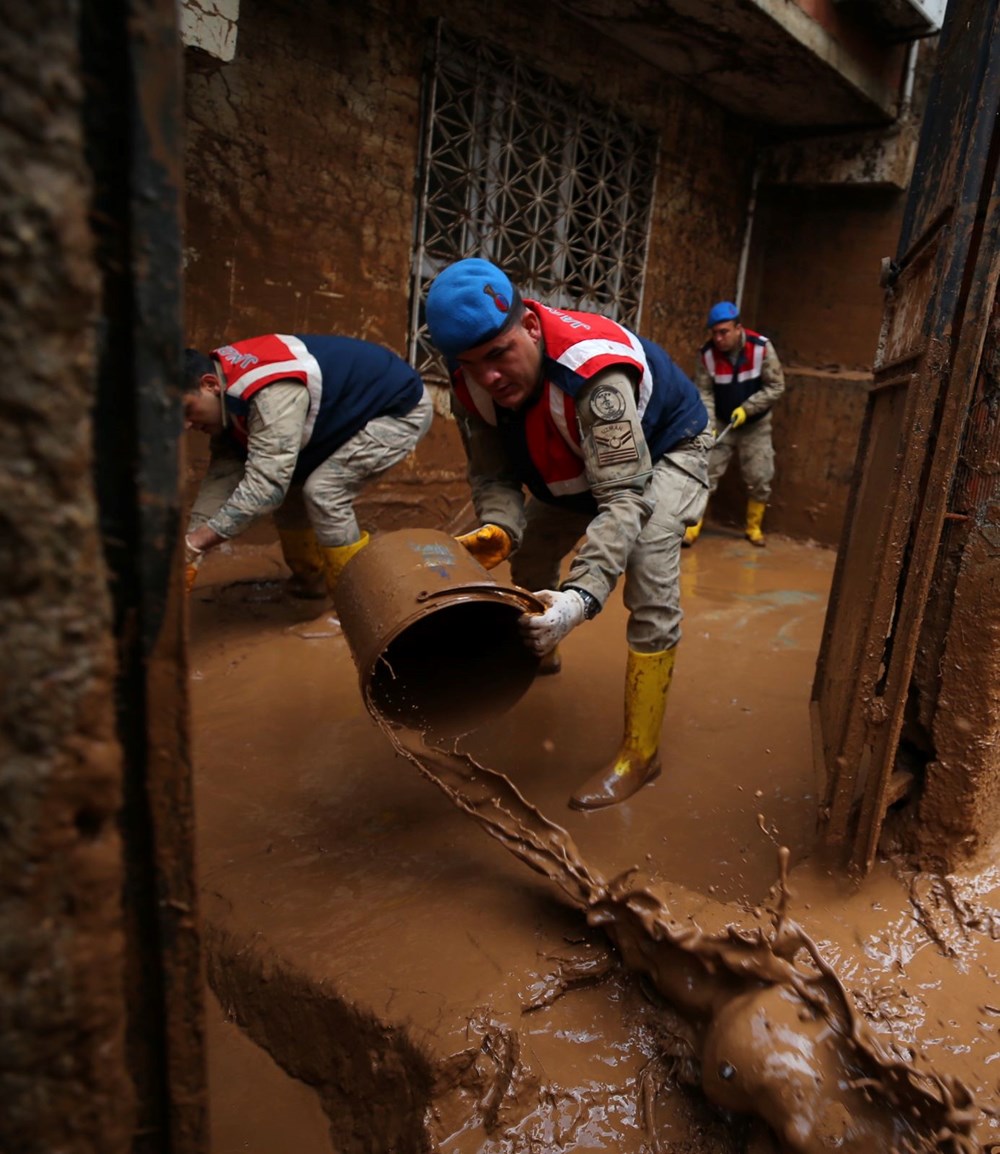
left=425, top=258, right=520, bottom=356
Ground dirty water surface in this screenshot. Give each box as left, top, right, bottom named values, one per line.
left=189, top=533, right=1000, bottom=1153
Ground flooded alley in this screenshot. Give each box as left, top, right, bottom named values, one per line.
left=192, top=532, right=1000, bottom=1151
left=8, top=3, right=1000, bottom=1154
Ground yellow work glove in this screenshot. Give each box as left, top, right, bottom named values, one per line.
left=184, top=535, right=203, bottom=593
left=730, top=406, right=748, bottom=428
left=455, top=523, right=512, bottom=570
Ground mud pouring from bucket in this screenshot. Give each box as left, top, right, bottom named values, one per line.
left=334, top=528, right=544, bottom=737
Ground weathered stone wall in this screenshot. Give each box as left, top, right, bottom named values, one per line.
left=0, top=7, right=133, bottom=1152
left=182, top=0, right=751, bottom=539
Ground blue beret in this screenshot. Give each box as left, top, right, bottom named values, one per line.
left=425, top=259, right=519, bottom=356
left=707, top=300, right=740, bottom=327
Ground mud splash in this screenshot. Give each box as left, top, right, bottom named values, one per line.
left=381, top=725, right=982, bottom=1153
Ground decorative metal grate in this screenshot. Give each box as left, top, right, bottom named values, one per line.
left=408, top=22, right=659, bottom=385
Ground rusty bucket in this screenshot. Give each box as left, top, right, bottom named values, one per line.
left=334, top=528, right=543, bottom=736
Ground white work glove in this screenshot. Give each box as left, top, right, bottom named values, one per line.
left=519, top=588, right=587, bottom=657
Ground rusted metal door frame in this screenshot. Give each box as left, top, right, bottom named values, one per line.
left=812, top=0, right=1000, bottom=873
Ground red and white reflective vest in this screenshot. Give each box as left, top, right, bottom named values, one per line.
left=452, top=301, right=655, bottom=498
left=213, top=334, right=324, bottom=449
left=699, top=328, right=769, bottom=424
left=210, top=334, right=425, bottom=479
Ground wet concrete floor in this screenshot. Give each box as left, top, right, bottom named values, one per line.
left=190, top=529, right=1000, bottom=1152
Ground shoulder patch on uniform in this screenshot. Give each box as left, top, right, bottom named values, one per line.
left=591, top=421, right=640, bottom=467
left=590, top=385, right=627, bottom=422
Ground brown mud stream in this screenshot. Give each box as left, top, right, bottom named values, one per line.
left=190, top=534, right=1000, bottom=1153
left=387, top=729, right=979, bottom=1152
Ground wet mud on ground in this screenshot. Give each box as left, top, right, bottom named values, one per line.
left=206, top=985, right=334, bottom=1154
left=190, top=530, right=1000, bottom=1152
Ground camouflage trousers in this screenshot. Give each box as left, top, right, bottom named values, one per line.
left=189, top=390, right=434, bottom=546
left=707, top=412, right=774, bottom=502
left=510, top=432, right=711, bottom=652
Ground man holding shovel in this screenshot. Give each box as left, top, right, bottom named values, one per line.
left=683, top=301, right=786, bottom=547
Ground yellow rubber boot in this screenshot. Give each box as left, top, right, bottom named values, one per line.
left=569, top=646, right=676, bottom=811
left=321, top=531, right=370, bottom=596
left=682, top=517, right=703, bottom=548
left=278, top=527, right=328, bottom=598
left=745, top=499, right=767, bottom=547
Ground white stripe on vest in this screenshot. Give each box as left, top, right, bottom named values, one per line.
left=462, top=376, right=498, bottom=426
left=555, top=332, right=653, bottom=418
left=705, top=340, right=764, bottom=385
left=225, top=335, right=323, bottom=447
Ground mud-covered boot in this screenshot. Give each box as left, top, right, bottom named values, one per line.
left=682, top=517, right=703, bottom=548
left=745, top=499, right=767, bottom=547
left=320, top=531, right=370, bottom=597
left=569, top=646, right=676, bottom=811
left=279, top=527, right=328, bottom=598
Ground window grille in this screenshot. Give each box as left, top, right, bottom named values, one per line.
left=409, top=22, right=659, bottom=385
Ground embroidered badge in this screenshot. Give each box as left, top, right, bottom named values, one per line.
left=483, top=283, right=510, bottom=314
left=590, top=385, right=627, bottom=422
left=592, top=421, right=640, bottom=466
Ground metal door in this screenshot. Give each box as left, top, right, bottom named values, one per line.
left=811, top=0, right=1000, bottom=873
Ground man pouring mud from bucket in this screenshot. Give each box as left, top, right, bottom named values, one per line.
left=425, top=258, right=711, bottom=811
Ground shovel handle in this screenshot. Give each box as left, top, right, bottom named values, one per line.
left=714, top=421, right=736, bottom=445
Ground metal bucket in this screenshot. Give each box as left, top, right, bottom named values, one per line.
left=334, top=528, right=543, bottom=736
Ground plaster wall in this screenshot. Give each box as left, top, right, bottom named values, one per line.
left=768, top=368, right=872, bottom=543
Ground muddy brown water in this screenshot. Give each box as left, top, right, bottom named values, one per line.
left=190, top=533, right=1000, bottom=1153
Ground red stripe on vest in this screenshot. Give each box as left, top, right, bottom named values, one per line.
left=702, top=329, right=766, bottom=383
left=522, top=389, right=585, bottom=486
left=213, top=335, right=310, bottom=402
